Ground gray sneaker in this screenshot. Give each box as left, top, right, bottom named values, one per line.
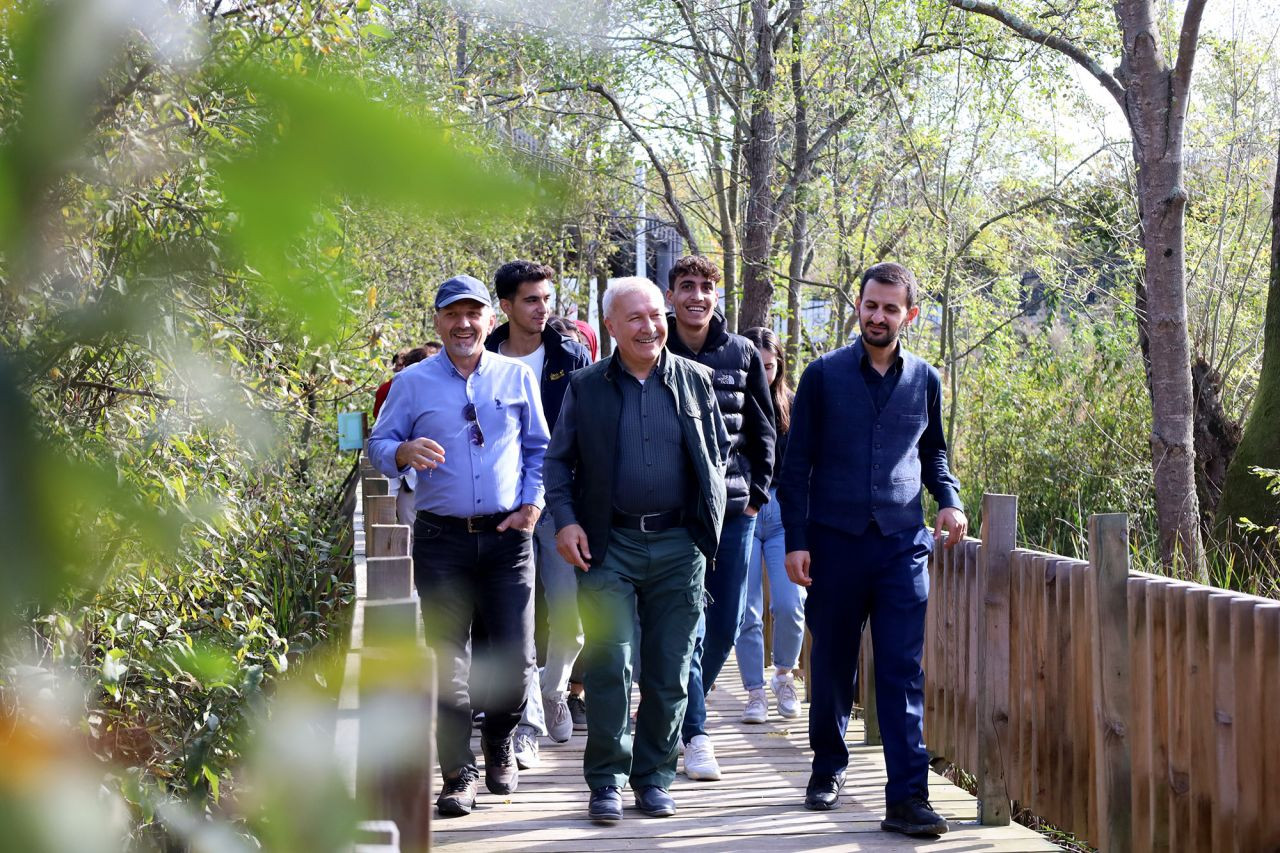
left=771, top=672, right=801, bottom=719
left=545, top=695, right=573, bottom=743
left=741, top=688, right=768, bottom=724
left=512, top=724, right=540, bottom=770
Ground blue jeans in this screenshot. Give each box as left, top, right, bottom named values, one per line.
left=806, top=521, right=933, bottom=805
left=520, top=513, right=585, bottom=734
left=735, top=492, right=806, bottom=689
left=412, top=515, right=535, bottom=776
left=682, top=510, right=757, bottom=743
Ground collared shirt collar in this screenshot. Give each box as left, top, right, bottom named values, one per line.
left=855, top=335, right=904, bottom=374
left=607, top=348, right=667, bottom=383
left=440, top=347, right=489, bottom=380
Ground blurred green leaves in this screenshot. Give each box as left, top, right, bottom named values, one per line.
left=215, top=65, right=554, bottom=339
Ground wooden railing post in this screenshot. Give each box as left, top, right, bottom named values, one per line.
left=1089, top=512, right=1132, bottom=853
left=861, top=625, right=880, bottom=745
left=977, top=493, right=1016, bottom=826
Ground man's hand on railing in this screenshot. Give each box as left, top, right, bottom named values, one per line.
left=934, top=507, right=968, bottom=547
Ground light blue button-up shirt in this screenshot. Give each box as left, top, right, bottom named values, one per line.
left=368, top=350, right=550, bottom=517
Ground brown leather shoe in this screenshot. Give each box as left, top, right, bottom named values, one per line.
left=482, top=736, right=519, bottom=795
left=436, top=766, right=479, bottom=817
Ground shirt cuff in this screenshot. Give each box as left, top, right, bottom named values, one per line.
left=783, top=525, right=807, bottom=553
left=550, top=503, right=579, bottom=531
left=935, top=488, right=964, bottom=512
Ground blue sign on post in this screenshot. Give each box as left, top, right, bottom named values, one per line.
left=337, top=411, right=366, bottom=451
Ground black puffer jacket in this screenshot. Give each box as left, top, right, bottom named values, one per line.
left=666, top=310, right=776, bottom=515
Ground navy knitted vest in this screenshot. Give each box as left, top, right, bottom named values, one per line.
left=807, top=339, right=931, bottom=537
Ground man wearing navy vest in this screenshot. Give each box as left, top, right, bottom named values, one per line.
left=778, top=262, right=967, bottom=837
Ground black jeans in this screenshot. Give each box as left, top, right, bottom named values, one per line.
left=413, top=514, right=536, bottom=776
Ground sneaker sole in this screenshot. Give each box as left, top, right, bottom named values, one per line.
left=486, top=778, right=518, bottom=796
left=881, top=819, right=948, bottom=836
left=436, top=799, right=475, bottom=817
left=683, top=768, right=722, bottom=781
left=741, top=715, right=767, bottom=724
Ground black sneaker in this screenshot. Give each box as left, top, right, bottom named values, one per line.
left=882, top=796, right=949, bottom=836
left=589, top=785, right=623, bottom=824
left=436, top=766, right=480, bottom=817
left=481, top=737, right=518, bottom=795
left=568, top=693, right=587, bottom=730
left=804, top=769, right=845, bottom=810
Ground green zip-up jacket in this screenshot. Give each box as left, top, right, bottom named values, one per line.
left=543, top=349, right=730, bottom=568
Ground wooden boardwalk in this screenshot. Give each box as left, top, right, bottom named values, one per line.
left=434, top=668, right=1060, bottom=851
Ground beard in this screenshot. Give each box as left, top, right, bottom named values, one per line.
left=861, top=321, right=900, bottom=347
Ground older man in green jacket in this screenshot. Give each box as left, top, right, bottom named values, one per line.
left=543, top=276, right=728, bottom=824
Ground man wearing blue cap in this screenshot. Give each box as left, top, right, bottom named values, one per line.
left=368, top=274, right=551, bottom=818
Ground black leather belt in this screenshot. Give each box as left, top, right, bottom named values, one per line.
left=611, top=507, right=685, bottom=533
left=417, top=510, right=509, bottom=534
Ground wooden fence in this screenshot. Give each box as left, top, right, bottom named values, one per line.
left=919, top=494, right=1280, bottom=852
left=334, top=456, right=436, bottom=852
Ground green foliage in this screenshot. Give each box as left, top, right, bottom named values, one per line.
left=0, top=0, right=566, bottom=849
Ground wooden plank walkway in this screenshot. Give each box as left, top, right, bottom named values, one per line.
left=434, top=666, right=1061, bottom=851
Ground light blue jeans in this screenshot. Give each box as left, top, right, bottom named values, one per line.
left=735, top=491, right=806, bottom=690
left=521, top=512, right=585, bottom=734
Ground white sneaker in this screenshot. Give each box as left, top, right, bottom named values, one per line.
left=682, top=734, right=721, bottom=780
left=513, top=724, right=540, bottom=769
left=771, top=673, right=800, bottom=719
left=741, top=688, right=768, bottom=724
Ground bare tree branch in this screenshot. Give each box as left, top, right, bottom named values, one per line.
left=587, top=83, right=700, bottom=254
left=1171, top=0, right=1209, bottom=109
left=946, top=0, right=1126, bottom=106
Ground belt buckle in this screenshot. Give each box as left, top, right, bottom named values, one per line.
left=467, top=515, right=483, bottom=534
left=639, top=512, right=657, bottom=533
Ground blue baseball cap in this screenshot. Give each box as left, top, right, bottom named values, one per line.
left=435, top=274, right=492, bottom=309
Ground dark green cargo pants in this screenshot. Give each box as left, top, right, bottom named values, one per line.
left=575, top=527, right=705, bottom=791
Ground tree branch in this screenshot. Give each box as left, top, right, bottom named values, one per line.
left=946, top=0, right=1126, bottom=107
left=1171, top=0, right=1209, bottom=109
left=586, top=83, right=700, bottom=254
left=93, top=62, right=155, bottom=127
left=69, top=380, right=176, bottom=403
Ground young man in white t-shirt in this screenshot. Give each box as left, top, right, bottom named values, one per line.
left=484, top=260, right=592, bottom=767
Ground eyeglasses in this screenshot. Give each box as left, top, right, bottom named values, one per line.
left=463, top=402, right=485, bottom=447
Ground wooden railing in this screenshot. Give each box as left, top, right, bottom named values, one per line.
left=916, top=494, right=1280, bottom=852
left=334, top=456, right=435, bottom=852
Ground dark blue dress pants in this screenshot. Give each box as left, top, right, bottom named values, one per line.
left=805, top=520, right=933, bottom=805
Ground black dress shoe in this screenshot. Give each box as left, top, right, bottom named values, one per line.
left=804, top=769, right=845, bottom=810
left=882, top=795, right=949, bottom=836
left=436, top=766, right=480, bottom=817
left=481, top=736, right=518, bottom=795
left=633, top=785, right=677, bottom=817
left=589, top=785, right=623, bottom=823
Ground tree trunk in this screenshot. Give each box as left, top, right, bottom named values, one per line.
left=706, top=77, right=739, bottom=332
left=596, top=253, right=612, bottom=358
left=737, top=0, right=780, bottom=330
left=783, top=0, right=808, bottom=369
left=1217, top=134, right=1280, bottom=543
left=1134, top=154, right=1204, bottom=578
left=1191, top=356, right=1240, bottom=526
